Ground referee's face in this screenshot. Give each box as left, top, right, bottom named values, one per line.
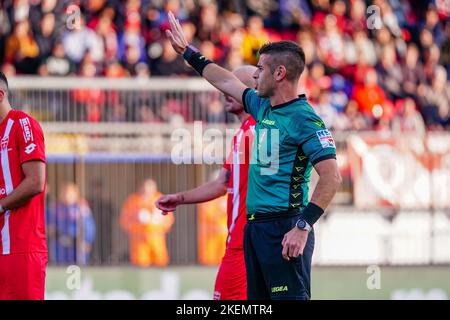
left=255, top=54, right=275, bottom=98
left=225, top=66, right=257, bottom=114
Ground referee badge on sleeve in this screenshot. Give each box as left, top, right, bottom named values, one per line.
left=316, top=130, right=335, bottom=149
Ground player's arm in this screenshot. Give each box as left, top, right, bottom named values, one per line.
left=0, top=161, right=45, bottom=213
left=165, top=11, right=247, bottom=104
left=155, top=168, right=229, bottom=214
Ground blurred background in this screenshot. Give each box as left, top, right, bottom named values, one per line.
left=1, top=0, right=449, bottom=299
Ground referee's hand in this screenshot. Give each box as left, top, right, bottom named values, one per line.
left=165, top=11, right=189, bottom=55
left=282, top=227, right=309, bottom=261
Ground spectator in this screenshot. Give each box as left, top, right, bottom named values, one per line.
left=352, top=68, right=387, bottom=119
left=47, top=183, right=96, bottom=265
left=376, top=45, right=404, bottom=100
left=305, top=61, right=331, bottom=103
left=330, top=0, right=347, bottom=32
left=5, top=20, right=40, bottom=74
left=346, top=0, right=366, bottom=34
left=402, top=43, right=426, bottom=97
left=150, top=39, right=191, bottom=76
left=422, top=5, right=445, bottom=46
left=120, top=179, right=175, bottom=267
left=197, top=2, right=220, bottom=42
left=117, top=1, right=146, bottom=66
left=329, top=74, right=350, bottom=113
left=62, top=14, right=104, bottom=65
left=35, top=12, right=57, bottom=60
left=43, top=42, right=74, bottom=76
left=297, top=29, right=317, bottom=65
left=423, top=44, right=441, bottom=83
left=121, top=45, right=138, bottom=75
left=241, top=15, right=269, bottom=65
left=317, top=14, right=346, bottom=69
left=92, top=8, right=119, bottom=65
left=418, top=65, right=450, bottom=129
left=378, top=0, right=402, bottom=38
left=334, top=99, right=370, bottom=131
left=392, top=97, right=426, bottom=135
left=349, top=29, right=377, bottom=66
left=315, top=91, right=338, bottom=129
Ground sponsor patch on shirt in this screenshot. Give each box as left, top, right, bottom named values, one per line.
left=316, top=129, right=335, bottom=148
left=19, top=118, right=34, bottom=143
left=25, top=143, right=36, bottom=154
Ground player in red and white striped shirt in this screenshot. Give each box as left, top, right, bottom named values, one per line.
left=156, top=66, right=256, bottom=300
left=0, top=72, right=47, bottom=300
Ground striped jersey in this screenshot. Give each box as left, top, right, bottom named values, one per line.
left=0, top=109, right=47, bottom=255
left=223, top=116, right=255, bottom=249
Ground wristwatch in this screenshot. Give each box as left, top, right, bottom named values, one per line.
left=296, top=219, right=312, bottom=232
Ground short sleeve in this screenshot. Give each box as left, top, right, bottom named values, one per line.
left=293, top=115, right=337, bottom=165
left=16, top=116, right=46, bottom=164
left=242, top=88, right=264, bottom=120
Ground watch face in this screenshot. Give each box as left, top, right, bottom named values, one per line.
left=297, top=219, right=306, bottom=229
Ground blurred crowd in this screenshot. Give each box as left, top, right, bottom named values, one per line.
left=0, top=0, right=449, bottom=130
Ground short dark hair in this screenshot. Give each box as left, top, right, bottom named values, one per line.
left=258, top=41, right=306, bottom=81
left=0, top=71, right=8, bottom=89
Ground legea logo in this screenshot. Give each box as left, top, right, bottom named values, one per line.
left=0, top=188, right=6, bottom=196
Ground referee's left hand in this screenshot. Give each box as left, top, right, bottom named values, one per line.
left=282, top=227, right=308, bottom=261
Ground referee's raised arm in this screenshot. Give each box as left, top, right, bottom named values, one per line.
left=165, top=11, right=248, bottom=105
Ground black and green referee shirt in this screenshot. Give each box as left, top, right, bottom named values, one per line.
left=242, top=88, right=337, bottom=217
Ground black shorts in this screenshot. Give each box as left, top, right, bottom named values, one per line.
left=243, top=214, right=315, bottom=300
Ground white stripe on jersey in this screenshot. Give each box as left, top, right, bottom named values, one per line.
left=1, top=212, right=11, bottom=255
left=227, top=129, right=243, bottom=244
left=1, top=118, right=15, bottom=255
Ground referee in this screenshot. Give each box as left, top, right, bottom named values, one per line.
left=166, top=12, right=342, bottom=300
